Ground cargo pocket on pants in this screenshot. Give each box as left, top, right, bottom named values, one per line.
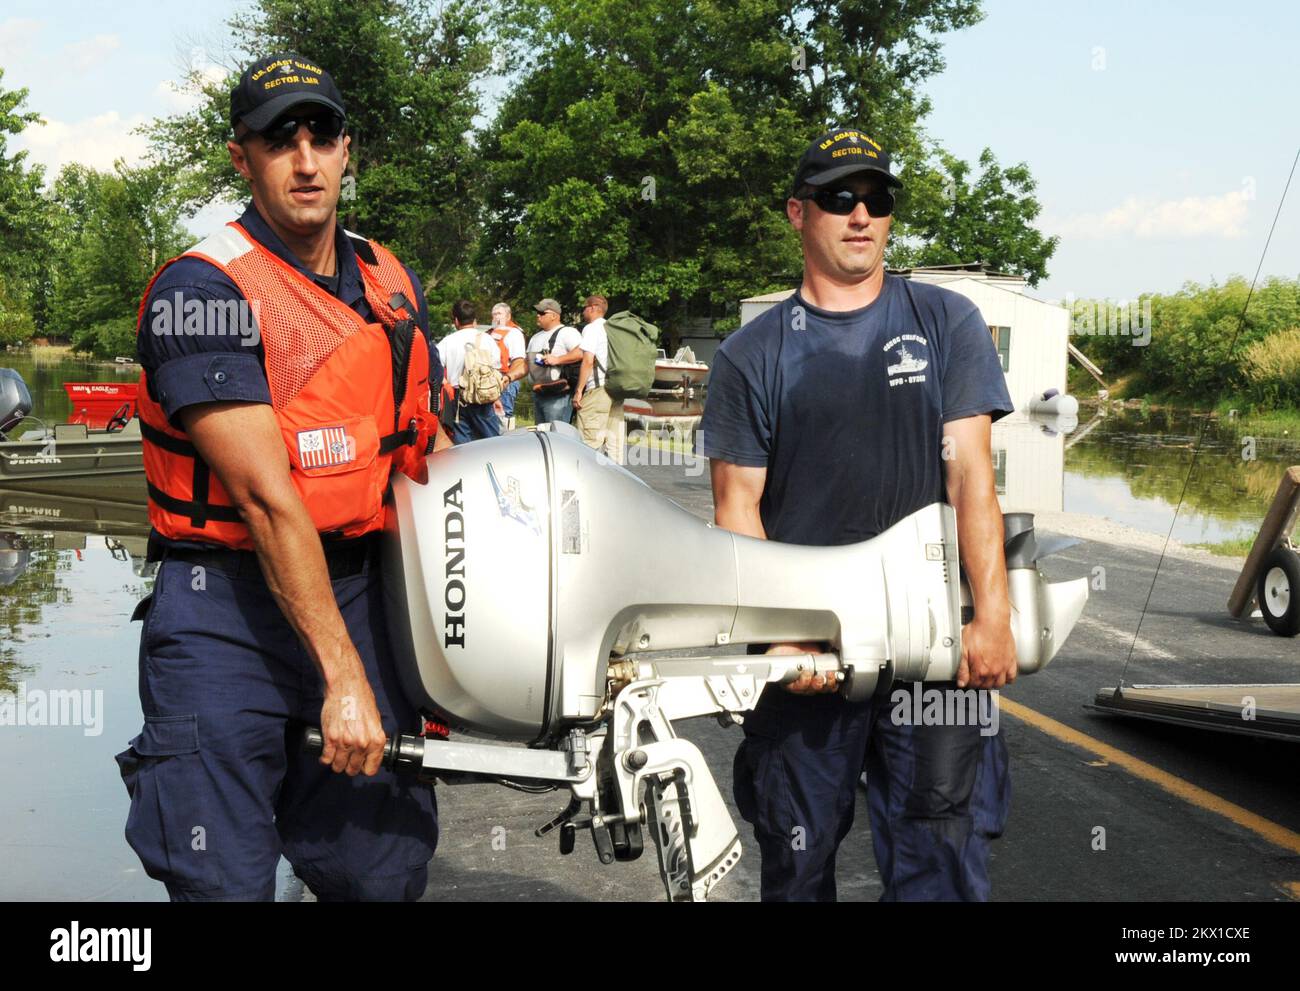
left=115, top=713, right=222, bottom=893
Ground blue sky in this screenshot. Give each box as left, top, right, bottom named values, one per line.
left=2, top=0, right=1296, bottom=301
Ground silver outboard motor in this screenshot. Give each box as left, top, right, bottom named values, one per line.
left=0, top=368, right=32, bottom=438
left=370, top=425, right=1089, bottom=900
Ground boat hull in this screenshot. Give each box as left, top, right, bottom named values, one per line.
left=0, top=422, right=143, bottom=493
left=652, top=361, right=709, bottom=390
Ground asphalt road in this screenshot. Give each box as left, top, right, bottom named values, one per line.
left=330, top=456, right=1300, bottom=904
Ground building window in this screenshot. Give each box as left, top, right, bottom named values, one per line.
left=989, top=325, right=1011, bottom=372
left=992, top=447, right=1006, bottom=496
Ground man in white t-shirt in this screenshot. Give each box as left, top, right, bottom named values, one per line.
left=570, top=293, right=625, bottom=463
left=490, top=302, right=527, bottom=430
left=528, top=298, right=583, bottom=425
left=437, top=300, right=519, bottom=443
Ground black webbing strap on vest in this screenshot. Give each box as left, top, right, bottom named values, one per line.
left=145, top=481, right=243, bottom=524
left=140, top=420, right=243, bottom=526
left=379, top=425, right=418, bottom=454
left=376, top=285, right=421, bottom=456
left=190, top=458, right=212, bottom=528
left=139, top=419, right=197, bottom=456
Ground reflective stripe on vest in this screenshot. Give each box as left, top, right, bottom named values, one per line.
left=136, top=221, right=436, bottom=549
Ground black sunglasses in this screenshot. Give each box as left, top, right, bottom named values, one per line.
left=805, top=187, right=895, bottom=217
left=240, top=111, right=346, bottom=145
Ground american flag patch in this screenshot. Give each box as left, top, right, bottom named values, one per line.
left=297, top=425, right=354, bottom=468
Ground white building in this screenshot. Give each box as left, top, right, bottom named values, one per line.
left=737, top=264, right=1070, bottom=411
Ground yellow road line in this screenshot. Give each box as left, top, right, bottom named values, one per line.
left=1000, top=697, right=1300, bottom=856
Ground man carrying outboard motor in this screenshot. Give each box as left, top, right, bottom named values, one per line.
left=117, top=53, right=448, bottom=901
left=699, top=127, right=1017, bottom=901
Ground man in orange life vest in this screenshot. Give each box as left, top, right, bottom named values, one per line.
left=115, top=53, right=449, bottom=901
left=489, top=302, right=527, bottom=430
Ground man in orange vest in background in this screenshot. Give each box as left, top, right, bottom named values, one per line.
left=489, top=301, right=526, bottom=430
left=117, top=53, right=448, bottom=901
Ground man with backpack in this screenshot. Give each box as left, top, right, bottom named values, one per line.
left=438, top=300, right=517, bottom=444
left=529, top=298, right=582, bottom=425
left=571, top=294, right=626, bottom=462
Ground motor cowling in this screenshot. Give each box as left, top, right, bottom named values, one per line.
left=384, top=425, right=744, bottom=741
left=0, top=368, right=33, bottom=437
left=384, top=430, right=555, bottom=739
left=383, top=428, right=1088, bottom=741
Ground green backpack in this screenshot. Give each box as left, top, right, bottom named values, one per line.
left=601, top=310, right=659, bottom=400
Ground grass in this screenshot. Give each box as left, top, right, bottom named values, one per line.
left=1211, top=400, right=1300, bottom=437
left=1068, top=366, right=1300, bottom=439
left=627, top=429, right=696, bottom=456
left=1189, top=537, right=1256, bottom=557
left=26, top=343, right=75, bottom=365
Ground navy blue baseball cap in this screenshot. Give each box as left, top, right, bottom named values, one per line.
left=792, top=127, right=903, bottom=197
left=229, top=53, right=347, bottom=131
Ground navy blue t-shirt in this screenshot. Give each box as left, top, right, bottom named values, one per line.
left=137, top=202, right=441, bottom=429
left=697, top=276, right=1014, bottom=546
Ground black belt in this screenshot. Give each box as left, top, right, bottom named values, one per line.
left=161, top=535, right=380, bottom=581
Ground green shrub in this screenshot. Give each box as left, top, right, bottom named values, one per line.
left=0, top=276, right=36, bottom=347
left=1241, top=327, right=1300, bottom=409
left=0, top=305, right=35, bottom=347
left=71, top=316, right=137, bottom=360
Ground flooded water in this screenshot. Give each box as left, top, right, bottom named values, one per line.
left=2, top=347, right=1298, bottom=899
left=1018, top=406, right=1300, bottom=545
left=2, top=348, right=139, bottom=425
left=0, top=522, right=160, bottom=900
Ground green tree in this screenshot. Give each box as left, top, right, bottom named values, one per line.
left=889, top=147, right=1058, bottom=285
left=47, top=162, right=192, bottom=358
left=144, top=0, right=493, bottom=306
left=479, top=0, right=1055, bottom=333
left=1067, top=276, right=1300, bottom=408
left=0, top=272, right=36, bottom=346
left=0, top=68, right=51, bottom=340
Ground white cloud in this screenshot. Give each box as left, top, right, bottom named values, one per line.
left=184, top=200, right=242, bottom=241
left=153, top=63, right=228, bottom=114
left=15, top=111, right=150, bottom=176
left=62, top=33, right=120, bottom=71
left=1047, top=190, right=1250, bottom=241
left=153, top=79, right=197, bottom=114
left=0, top=17, right=43, bottom=65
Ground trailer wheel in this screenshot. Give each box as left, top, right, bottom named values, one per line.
left=1258, top=545, right=1300, bottom=636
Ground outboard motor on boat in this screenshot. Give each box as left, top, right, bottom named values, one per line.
left=362, top=425, right=1089, bottom=900
left=0, top=369, right=33, bottom=439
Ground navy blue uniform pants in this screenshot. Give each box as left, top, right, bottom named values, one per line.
left=115, top=553, right=438, bottom=901
left=733, top=684, right=1010, bottom=902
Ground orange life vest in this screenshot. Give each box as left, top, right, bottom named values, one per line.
left=439, top=366, right=456, bottom=415
left=487, top=326, right=514, bottom=374
left=135, top=221, right=438, bottom=550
